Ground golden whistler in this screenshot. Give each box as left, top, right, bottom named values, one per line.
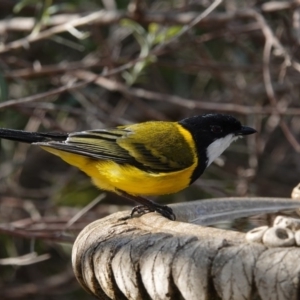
left=0, top=114, right=256, bottom=220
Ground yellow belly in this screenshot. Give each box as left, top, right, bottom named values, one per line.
left=93, top=160, right=195, bottom=195
left=41, top=147, right=196, bottom=196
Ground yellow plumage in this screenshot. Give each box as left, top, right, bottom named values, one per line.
left=40, top=122, right=198, bottom=196
left=0, top=113, right=257, bottom=219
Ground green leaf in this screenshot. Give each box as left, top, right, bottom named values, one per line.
left=148, top=23, right=160, bottom=34
left=154, top=25, right=183, bottom=44
left=120, top=19, right=146, bottom=37
left=13, top=0, right=40, bottom=13
left=31, top=0, right=53, bottom=35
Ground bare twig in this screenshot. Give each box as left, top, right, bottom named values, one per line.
left=0, top=79, right=94, bottom=110
left=2, top=268, right=76, bottom=298
left=4, top=60, right=105, bottom=79
left=252, top=9, right=300, bottom=73
left=100, top=0, right=224, bottom=78
left=64, top=193, right=106, bottom=230
left=153, top=0, right=223, bottom=53
left=256, top=10, right=300, bottom=152
left=0, top=10, right=124, bottom=53
left=0, top=252, right=50, bottom=266
left=3, top=66, right=300, bottom=115
left=72, top=69, right=300, bottom=115
left=0, top=223, right=75, bottom=243
left=0, top=0, right=223, bottom=58
left=0, top=1, right=224, bottom=110
left=1, top=1, right=300, bottom=33
left=261, top=1, right=300, bottom=12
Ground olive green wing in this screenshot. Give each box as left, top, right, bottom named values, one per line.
left=37, top=128, right=134, bottom=163
left=37, top=122, right=195, bottom=173
left=117, top=122, right=195, bottom=172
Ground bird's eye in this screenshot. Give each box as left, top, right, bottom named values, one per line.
left=210, top=125, right=222, bottom=133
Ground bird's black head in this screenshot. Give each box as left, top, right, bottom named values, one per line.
left=179, top=114, right=256, bottom=182
left=179, top=114, right=256, bottom=141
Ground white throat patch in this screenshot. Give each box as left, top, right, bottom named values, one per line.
left=206, top=134, right=239, bottom=166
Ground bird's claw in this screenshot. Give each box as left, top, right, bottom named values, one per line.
left=131, top=204, right=176, bottom=220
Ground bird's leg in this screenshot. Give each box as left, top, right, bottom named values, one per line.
left=117, top=190, right=176, bottom=221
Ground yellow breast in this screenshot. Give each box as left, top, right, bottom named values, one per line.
left=41, top=146, right=197, bottom=196
left=93, top=160, right=196, bottom=196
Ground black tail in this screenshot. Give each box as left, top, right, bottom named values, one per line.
left=0, top=128, right=68, bottom=144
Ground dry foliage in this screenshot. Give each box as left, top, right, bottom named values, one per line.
left=0, top=0, right=300, bottom=299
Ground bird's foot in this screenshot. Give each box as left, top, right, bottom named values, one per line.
left=117, top=190, right=176, bottom=221
left=131, top=204, right=176, bottom=221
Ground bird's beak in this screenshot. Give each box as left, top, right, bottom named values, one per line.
left=235, top=126, right=257, bottom=136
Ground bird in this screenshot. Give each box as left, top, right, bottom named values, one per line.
left=0, top=114, right=256, bottom=220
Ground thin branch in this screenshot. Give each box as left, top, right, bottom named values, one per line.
left=0, top=252, right=50, bottom=266
left=252, top=9, right=300, bottom=73
left=101, top=0, right=224, bottom=77
left=4, top=60, right=106, bottom=79
left=2, top=268, right=76, bottom=298
left=153, top=0, right=223, bottom=53
left=256, top=10, right=300, bottom=152
left=0, top=0, right=225, bottom=56
left=1, top=1, right=300, bottom=33
left=0, top=1, right=224, bottom=110
left=64, top=193, right=106, bottom=230
left=0, top=223, right=75, bottom=243
left=3, top=60, right=262, bottom=81
left=3, top=67, right=300, bottom=115
left=72, top=69, right=300, bottom=115
left=261, top=1, right=300, bottom=12
left=0, top=10, right=123, bottom=54
left=0, top=79, right=94, bottom=110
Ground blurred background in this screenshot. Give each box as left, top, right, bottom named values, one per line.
left=0, top=0, right=300, bottom=299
